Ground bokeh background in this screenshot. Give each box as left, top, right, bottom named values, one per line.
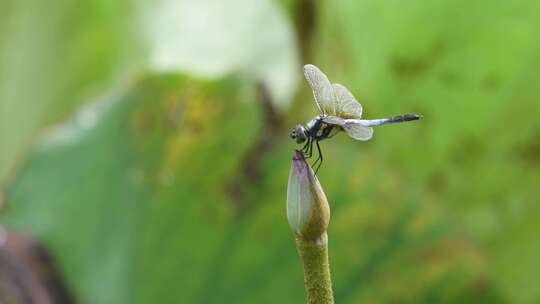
left=1, top=0, right=540, bottom=303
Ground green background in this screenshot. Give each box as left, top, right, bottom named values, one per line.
left=1, top=0, right=540, bottom=303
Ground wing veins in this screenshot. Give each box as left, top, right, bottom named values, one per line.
left=304, top=64, right=336, bottom=115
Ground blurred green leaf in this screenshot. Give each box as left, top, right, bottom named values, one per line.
left=0, top=0, right=144, bottom=183
left=3, top=73, right=503, bottom=303
left=2, top=74, right=261, bottom=303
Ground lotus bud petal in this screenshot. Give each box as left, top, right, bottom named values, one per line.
left=286, top=150, right=330, bottom=240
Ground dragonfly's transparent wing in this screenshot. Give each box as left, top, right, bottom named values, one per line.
left=332, top=83, right=362, bottom=119
left=322, top=116, right=372, bottom=140
left=321, top=115, right=346, bottom=125
left=343, top=122, right=373, bottom=141
left=303, top=64, right=336, bottom=115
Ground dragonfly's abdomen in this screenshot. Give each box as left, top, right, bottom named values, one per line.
left=358, top=113, right=423, bottom=127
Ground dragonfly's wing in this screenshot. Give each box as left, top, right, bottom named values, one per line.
left=343, top=122, right=373, bottom=141
left=332, top=83, right=362, bottom=119
left=321, top=115, right=346, bottom=125
left=304, top=64, right=336, bottom=115
left=322, top=116, right=373, bottom=141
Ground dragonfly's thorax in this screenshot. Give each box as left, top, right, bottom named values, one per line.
left=306, top=115, right=335, bottom=141
left=305, top=116, right=320, bottom=131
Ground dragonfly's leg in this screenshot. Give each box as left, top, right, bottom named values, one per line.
left=311, top=147, right=320, bottom=168
left=294, top=138, right=310, bottom=160
left=313, top=140, right=323, bottom=174
left=296, top=138, right=310, bottom=160
left=304, top=138, right=314, bottom=159
left=311, top=140, right=322, bottom=173
left=302, top=136, right=310, bottom=152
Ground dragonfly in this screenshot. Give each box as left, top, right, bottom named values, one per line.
left=291, top=64, right=422, bottom=173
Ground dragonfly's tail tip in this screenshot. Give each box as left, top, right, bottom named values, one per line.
left=402, top=113, right=423, bottom=122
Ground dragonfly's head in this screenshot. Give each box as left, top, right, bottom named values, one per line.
left=290, top=124, right=308, bottom=144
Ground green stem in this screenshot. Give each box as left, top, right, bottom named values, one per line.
left=295, top=233, right=334, bottom=304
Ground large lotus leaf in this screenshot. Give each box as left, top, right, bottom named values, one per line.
left=313, top=0, right=540, bottom=302
left=2, top=74, right=260, bottom=303
left=2, top=73, right=503, bottom=303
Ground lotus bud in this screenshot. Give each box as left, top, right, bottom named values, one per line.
left=287, top=150, right=330, bottom=240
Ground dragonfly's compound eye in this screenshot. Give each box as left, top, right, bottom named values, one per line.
left=292, top=125, right=307, bottom=144
left=290, top=129, right=296, bottom=139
